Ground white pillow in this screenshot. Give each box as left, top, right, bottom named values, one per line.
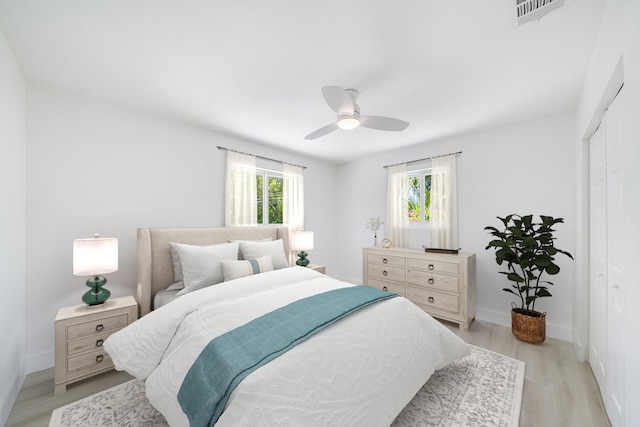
left=168, top=243, right=186, bottom=290
left=173, top=241, right=240, bottom=296
left=228, top=237, right=272, bottom=259
left=220, top=255, right=274, bottom=282
left=239, top=239, right=289, bottom=270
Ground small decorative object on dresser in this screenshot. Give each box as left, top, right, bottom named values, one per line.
left=365, top=217, right=384, bottom=246
left=73, top=234, right=118, bottom=305
left=54, top=295, right=137, bottom=395
left=363, top=246, right=476, bottom=330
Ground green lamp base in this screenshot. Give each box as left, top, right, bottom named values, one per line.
left=82, top=275, right=111, bottom=306
left=296, top=251, right=310, bottom=267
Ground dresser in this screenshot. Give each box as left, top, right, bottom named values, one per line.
left=363, top=247, right=476, bottom=330
left=54, top=295, right=138, bottom=394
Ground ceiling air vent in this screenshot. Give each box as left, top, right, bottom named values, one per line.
left=517, top=0, right=565, bottom=25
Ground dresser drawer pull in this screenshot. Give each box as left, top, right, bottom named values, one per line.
left=383, top=286, right=388, bottom=292
left=428, top=296, right=435, bottom=303
left=428, top=278, right=435, bottom=285
left=95, top=324, right=104, bottom=332
left=95, top=339, right=104, bottom=347
left=96, top=354, right=104, bottom=363
left=383, top=258, right=388, bottom=264
left=428, top=264, right=434, bottom=270
left=383, top=270, right=388, bottom=276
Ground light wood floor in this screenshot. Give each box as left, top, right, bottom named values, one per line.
left=6, top=319, right=610, bottom=427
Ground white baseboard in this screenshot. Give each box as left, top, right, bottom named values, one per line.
left=0, top=370, right=25, bottom=427
left=475, top=307, right=573, bottom=342
left=26, top=348, right=54, bottom=374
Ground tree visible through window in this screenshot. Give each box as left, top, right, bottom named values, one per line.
left=256, top=171, right=283, bottom=224
left=408, top=171, right=431, bottom=224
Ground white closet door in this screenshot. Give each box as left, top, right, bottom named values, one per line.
left=588, top=117, right=607, bottom=398
left=605, top=88, right=625, bottom=427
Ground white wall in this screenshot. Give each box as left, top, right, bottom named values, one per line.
left=25, top=83, right=339, bottom=372
left=575, top=0, right=640, bottom=424
left=336, top=111, right=577, bottom=341
left=0, top=30, right=26, bottom=425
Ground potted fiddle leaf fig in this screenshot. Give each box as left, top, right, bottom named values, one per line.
left=484, top=214, right=573, bottom=344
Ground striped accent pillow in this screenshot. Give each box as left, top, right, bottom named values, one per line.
left=220, top=255, right=274, bottom=282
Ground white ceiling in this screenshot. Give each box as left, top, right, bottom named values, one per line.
left=0, top=0, right=606, bottom=164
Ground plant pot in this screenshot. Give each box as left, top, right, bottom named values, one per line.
left=511, top=308, right=546, bottom=344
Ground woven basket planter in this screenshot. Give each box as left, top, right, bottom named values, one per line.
left=511, top=308, right=546, bottom=344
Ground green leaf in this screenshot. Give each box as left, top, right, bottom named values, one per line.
left=507, top=272, right=525, bottom=283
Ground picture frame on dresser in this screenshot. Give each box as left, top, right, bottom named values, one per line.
left=362, top=247, right=476, bottom=330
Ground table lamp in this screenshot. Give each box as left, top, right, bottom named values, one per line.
left=73, top=234, right=118, bottom=306
left=291, top=230, right=314, bottom=267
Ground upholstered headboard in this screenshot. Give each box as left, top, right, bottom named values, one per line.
left=136, top=226, right=290, bottom=316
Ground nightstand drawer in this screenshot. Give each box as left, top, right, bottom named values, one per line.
left=67, top=330, right=115, bottom=356
left=407, top=286, right=459, bottom=313
left=67, top=348, right=113, bottom=372
left=406, top=258, right=459, bottom=275
left=67, top=313, right=129, bottom=340
left=407, top=270, right=459, bottom=294
left=367, top=264, right=406, bottom=282
left=367, top=253, right=406, bottom=267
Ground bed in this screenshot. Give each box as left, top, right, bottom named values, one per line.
left=105, top=226, right=469, bottom=426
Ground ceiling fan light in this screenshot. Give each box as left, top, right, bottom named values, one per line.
left=337, top=116, right=360, bottom=130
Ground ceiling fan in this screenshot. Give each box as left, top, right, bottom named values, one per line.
left=304, top=86, right=409, bottom=140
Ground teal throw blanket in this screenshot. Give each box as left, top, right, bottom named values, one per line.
left=178, top=285, right=397, bottom=427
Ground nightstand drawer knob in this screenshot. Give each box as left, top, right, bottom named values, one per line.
left=96, top=339, right=104, bottom=347
left=382, top=270, right=388, bottom=276
left=95, top=324, right=104, bottom=332
left=96, top=354, right=104, bottom=363
left=383, top=258, right=388, bottom=264
left=428, top=264, right=434, bottom=270
left=428, top=296, right=435, bottom=303
left=383, top=286, right=388, bottom=292
left=428, top=278, right=435, bottom=285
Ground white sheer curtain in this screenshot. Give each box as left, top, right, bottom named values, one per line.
left=283, top=163, right=304, bottom=231
left=386, top=163, right=408, bottom=247
left=225, top=151, right=257, bottom=227
left=429, top=154, right=458, bottom=249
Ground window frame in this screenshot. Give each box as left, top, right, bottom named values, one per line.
left=256, top=167, right=284, bottom=226
left=407, top=167, right=432, bottom=229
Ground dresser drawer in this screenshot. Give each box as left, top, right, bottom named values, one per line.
left=67, top=330, right=116, bottom=357
left=367, top=264, right=406, bottom=282
left=367, top=253, right=406, bottom=267
left=407, top=286, right=459, bottom=314
left=67, top=348, right=113, bottom=373
left=406, top=258, right=459, bottom=275
left=366, top=278, right=406, bottom=297
left=66, top=313, right=129, bottom=340
left=407, top=270, right=459, bottom=294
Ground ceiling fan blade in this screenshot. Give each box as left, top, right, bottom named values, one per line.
left=322, top=86, right=354, bottom=115
left=305, top=122, right=339, bottom=140
left=360, top=115, right=409, bottom=131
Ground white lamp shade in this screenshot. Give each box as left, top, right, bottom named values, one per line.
left=291, top=230, right=314, bottom=251
left=73, top=236, right=118, bottom=276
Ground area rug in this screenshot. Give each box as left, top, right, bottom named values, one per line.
left=49, top=345, right=525, bottom=427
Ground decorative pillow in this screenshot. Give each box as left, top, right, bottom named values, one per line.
left=239, top=239, right=289, bottom=270
left=220, top=255, right=274, bottom=282
left=228, top=237, right=273, bottom=260
left=173, top=241, right=240, bottom=296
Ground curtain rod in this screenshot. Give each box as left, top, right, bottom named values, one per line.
left=382, top=151, right=463, bottom=169
left=217, top=146, right=307, bottom=169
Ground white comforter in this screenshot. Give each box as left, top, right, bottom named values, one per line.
left=105, top=267, right=469, bottom=426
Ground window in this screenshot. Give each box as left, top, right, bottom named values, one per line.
left=408, top=169, right=431, bottom=225
left=256, top=169, right=283, bottom=225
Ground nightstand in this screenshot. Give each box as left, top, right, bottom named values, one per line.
left=308, top=264, right=326, bottom=274
left=54, top=295, right=137, bottom=395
